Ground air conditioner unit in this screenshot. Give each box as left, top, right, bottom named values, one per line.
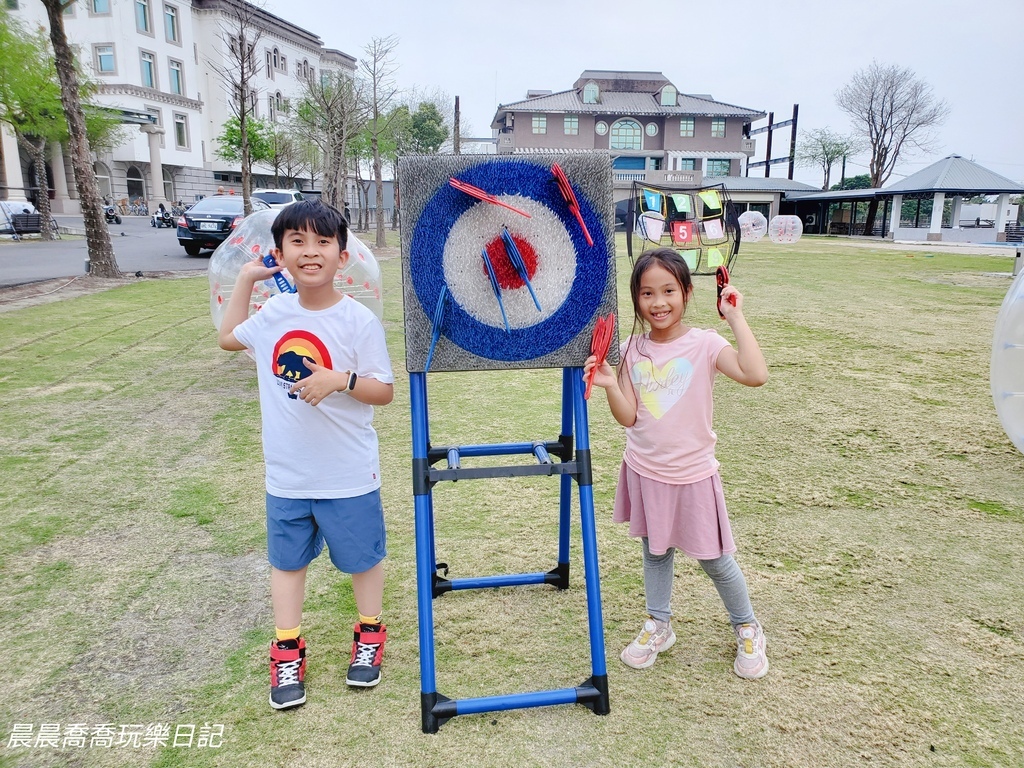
left=805, top=213, right=817, bottom=226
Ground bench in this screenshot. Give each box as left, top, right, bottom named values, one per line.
left=11, top=213, right=42, bottom=234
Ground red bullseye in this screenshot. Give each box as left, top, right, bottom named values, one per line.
left=483, top=233, right=537, bottom=290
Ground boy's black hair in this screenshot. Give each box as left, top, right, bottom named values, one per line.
left=270, top=199, right=348, bottom=251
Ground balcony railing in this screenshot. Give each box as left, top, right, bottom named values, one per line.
left=612, top=169, right=703, bottom=186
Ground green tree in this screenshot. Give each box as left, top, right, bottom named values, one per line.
left=830, top=174, right=872, bottom=191
left=798, top=127, right=861, bottom=191
left=410, top=101, right=449, bottom=154
left=214, top=116, right=274, bottom=179
left=360, top=35, right=400, bottom=248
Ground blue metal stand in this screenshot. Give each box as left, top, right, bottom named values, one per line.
left=411, top=367, right=610, bottom=733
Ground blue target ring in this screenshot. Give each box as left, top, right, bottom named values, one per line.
left=410, top=159, right=608, bottom=363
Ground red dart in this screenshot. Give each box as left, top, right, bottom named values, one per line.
left=551, top=164, right=594, bottom=247
left=449, top=178, right=532, bottom=218
left=716, top=265, right=736, bottom=318
left=585, top=312, right=616, bottom=400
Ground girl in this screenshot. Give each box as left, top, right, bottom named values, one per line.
left=584, top=248, right=769, bottom=679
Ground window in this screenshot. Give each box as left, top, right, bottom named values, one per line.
left=532, top=114, right=546, bottom=134
left=645, top=122, right=658, bottom=137
left=135, top=0, right=151, bottom=33
left=583, top=82, right=599, bottom=104
left=675, top=158, right=696, bottom=171
left=91, top=0, right=110, bottom=13
left=275, top=91, right=285, bottom=115
left=265, top=50, right=272, bottom=78
left=268, top=94, right=276, bottom=121
left=610, top=119, right=642, bottom=150
left=280, top=55, right=287, bottom=74
left=140, top=51, right=156, bottom=88
left=711, top=118, right=726, bottom=138
left=145, top=107, right=164, bottom=147
left=679, top=118, right=694, bottom=138
left=173, top=113, right=189, bottom=149
left=706, top=159, right=731, bottom=177
left=164, top=4, right=179, bottom=43
left=595, top=121, right=608, bottom=136
left=168, top=59, right=183, bottom=95
left=95, top=44, right=115, bottom=74
left=563, top=115, right=579, bottom=135
left=660, top=86, right=677, bottom=107
left=93, top=162, right=112, bottom=198
left=273, top=48, right=279, bottom=69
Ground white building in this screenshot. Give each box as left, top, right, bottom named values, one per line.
left=1, top=0, right=356, bottom=213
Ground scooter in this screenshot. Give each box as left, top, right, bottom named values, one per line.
left=152, top=209, right=174, bottom=228
left=104, top=204, right=122, bottom=225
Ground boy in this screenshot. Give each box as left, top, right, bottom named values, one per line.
left=218, top=200, right=394, bottom=710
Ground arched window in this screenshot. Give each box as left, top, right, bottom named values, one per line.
left=126, top=166, right=145, bottom=202
left=272, top=47, right=279, bottom=69
left=610, top=119, right=642, bottom=150
left=275, top=91, right=284, bottom=113
left=583, top=82, right=599, bottom=104
left=660, top=85, right=677, bottom=107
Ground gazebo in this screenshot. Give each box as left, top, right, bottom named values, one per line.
left=885, top=155, right=1023, bottom=242
left=783, top=155, right=1023, bottom=242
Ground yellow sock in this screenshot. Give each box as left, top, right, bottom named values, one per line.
left=358, top=612, right=383, bottom=626
left=275, top=625, right=301, bottom=641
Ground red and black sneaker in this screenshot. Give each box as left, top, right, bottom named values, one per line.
left=269, top=637, right=307, bottom=710
left=346, top=623, right=386, bottom=687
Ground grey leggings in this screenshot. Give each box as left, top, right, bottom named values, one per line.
left=641, top=537, right=755, bottom=626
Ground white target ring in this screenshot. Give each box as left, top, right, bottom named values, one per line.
left=443, top=196, right=575, bottom=330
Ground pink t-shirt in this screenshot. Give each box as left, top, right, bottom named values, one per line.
left=620, top=328, right=730, bottom=484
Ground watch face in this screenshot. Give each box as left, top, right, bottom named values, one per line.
left=595, top=121, right=607, bottom=136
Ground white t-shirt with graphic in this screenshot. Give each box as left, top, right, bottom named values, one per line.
left=233, top=293, right=394, bottom=499
left=620, top=328, right=730, bottom=485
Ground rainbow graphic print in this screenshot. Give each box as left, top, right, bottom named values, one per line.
left=272, top=330, right=333, bottom=399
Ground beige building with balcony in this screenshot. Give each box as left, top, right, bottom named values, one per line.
left=491, top=70, right=764, bottom=203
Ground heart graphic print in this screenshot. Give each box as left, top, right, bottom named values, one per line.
left=631, top=358, right=694, bottom=419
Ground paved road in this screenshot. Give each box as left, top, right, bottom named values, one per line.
left=0, top=213, right=212, bottom=287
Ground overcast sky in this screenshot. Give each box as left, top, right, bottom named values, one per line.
left=267, top=0, right=1024, bottom=188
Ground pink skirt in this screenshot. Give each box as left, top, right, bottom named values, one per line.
left=613, top=462, right=736, bottom=559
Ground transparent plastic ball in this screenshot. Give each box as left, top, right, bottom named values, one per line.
left=208, top=209, right=383, bottom=330
left=991, top=269, right=1024, bottom=455
left=768, top=214, right=803, bottom=244
left=738, top=210, right=768, bottom=242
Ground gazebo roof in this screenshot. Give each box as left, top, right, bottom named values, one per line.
left=883, top=155, right=1024, bottom=195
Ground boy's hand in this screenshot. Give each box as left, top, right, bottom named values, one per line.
left=238, top=254, right=282, bottom=283
left=290, top=360, right=347, bottom=406
left=583, top=354, right=618, bottom=391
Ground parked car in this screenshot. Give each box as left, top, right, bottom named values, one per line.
left=251, top=188, right=304, bottom=210
left=177, top=195, right=270, bottom=256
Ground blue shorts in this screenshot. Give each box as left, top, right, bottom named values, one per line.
left=266, top=490, right=386, bottom=574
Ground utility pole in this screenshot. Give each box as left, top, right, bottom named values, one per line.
left=454, top=96, right=461, bottom=155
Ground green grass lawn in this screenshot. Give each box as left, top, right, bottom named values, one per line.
left=0, top=236, right=1022, bottom=767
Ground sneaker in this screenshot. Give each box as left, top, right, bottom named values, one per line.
left=269, top=637, right=307, bottom=710
left=346, top=623, right=386, bottom=687
left=620, top=618, right=676, bottom=669
left=733, top=622, right=768, bottom=680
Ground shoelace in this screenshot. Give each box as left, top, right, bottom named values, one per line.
left=275, top=658, right=302, bottom=687
left=352, top=641, right=380, bottom=667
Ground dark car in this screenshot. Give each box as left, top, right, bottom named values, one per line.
left=177, top=195, right=270, bottom=256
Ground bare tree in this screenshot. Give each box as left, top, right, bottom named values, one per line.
left=292, top=68, right=366, bottom=209
left=360, top=35, right=400, bottom=248
left=207, top=0, right=265, bottom=215
left=38, top=0, right=120, bottom=275
left=836, top=61, right=949, bottom=233
left=798, top=127, right=862, bottom=190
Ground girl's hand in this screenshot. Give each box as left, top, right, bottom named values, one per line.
left=583, top=354, right=618, bottom=390
left=720, top=284, right=743, bottom=320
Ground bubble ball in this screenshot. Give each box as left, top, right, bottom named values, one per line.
left=738, top=210, right=768, bottom=242
left=768, top=215, right=803, bottom=244
left=208, top=208, right=383, bottom=331
left=991, top=269, right=1024, bottom=455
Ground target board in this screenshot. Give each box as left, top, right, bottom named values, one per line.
left=399, top=154, right=618, bottom=372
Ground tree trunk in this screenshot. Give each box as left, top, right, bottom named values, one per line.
left=862, top=199, right=880, bottom=236
left=391, top=160, right=400, bottom=230
left=371, top=134, right=385, bottom=248
left=17, top=134, right=55, bottom=241
left=42, top=0, right=119, bottom=276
